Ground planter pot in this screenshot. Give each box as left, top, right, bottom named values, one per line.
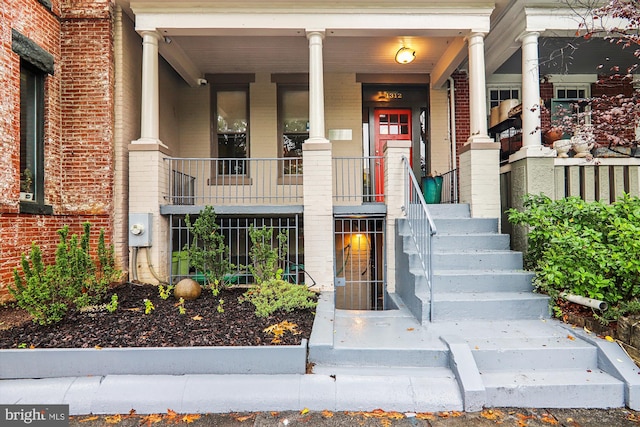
left=0, top=340, right=308, bottom=379
left=422, top=176, right=443, bottom=204
left=553, top=139, right=572, bottom=158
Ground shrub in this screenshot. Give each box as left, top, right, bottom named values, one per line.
left=248, top=225, right=288, bottom=284
left=183, top=206, right=234, bottom=293
left=508, top=194, right=640, bottom=321
left=10, top=223, right=121, bottom=325
left=239, top=279, right=317, bottom=318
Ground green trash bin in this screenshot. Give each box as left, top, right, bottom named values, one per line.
left=171, top=251, right=189, bottom=276
left=422, top=176, right=443, bottom=204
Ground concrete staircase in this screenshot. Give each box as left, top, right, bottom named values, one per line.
left=308, top=203, right=640, bottom=411
left=427, top=203, right=549, bottom=322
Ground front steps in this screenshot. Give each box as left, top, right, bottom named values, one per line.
left=307, top=204, right=640, bottom=412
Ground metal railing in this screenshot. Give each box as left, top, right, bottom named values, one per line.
left=165, top=157, right=303, bottom=205
left=402, top=156, right=437, bottom=321
left=333, top=156, right=384, bottom=203
left=440, top=168, right=458, bottom=204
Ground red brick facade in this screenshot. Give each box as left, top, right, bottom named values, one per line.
left=0, top=0, right=116, bottom=301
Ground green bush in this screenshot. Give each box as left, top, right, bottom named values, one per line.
left=239, top=279, right=317, bottom=318
left=248, top=225, right=288, bottom=284
left=10, top=223, right=121, bottom=325
left=508, top=194, right=640, bottom=321
left=184, top=206, right=234, bottom=293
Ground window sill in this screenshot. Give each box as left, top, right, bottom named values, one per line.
left=278, top=175, right=303, bottom=185
left=20, top=202, right=53, bottom=215
left=208, top=176, right=252, bottom=186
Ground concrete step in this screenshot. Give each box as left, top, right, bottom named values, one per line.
left=433, top=251, right=523, bottom=270
left=482, top=369, right=625, bottom=408
left=426, top=204, right=471, bottom=219
left=432, top=270, right=535, bottom=293
left=308, top=346, right=450, bottom=368
left=472, top=337, right=598, bottom=371
left=433, top=217, right=498, bottom=234
left=433, top=233, right=510, bottom=251
left=309, top=365, right=463, bottom=412
left=432, top=292, right=550, bottom=321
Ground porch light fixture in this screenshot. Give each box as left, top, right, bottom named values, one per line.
left=395, top=47, right=416, bottom=64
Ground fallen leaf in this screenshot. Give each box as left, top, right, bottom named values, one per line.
left=78, top=416, right=99, bottom=422
left=270, top=411, right=279, bottom=417
left=182, top=414, right=200, bottom=424
left=481, top=409, right=503, bottom=420
left=139, top=414, right=162, bottom=426
left=416, top=412, right=435, bottom=420
left=165, top=409, right=179, bottom=421
left=192, top=315, right=203, bottom=321
left=584, top=326, right=591, bottom=334
left=541, top=413, right=559, bottom=425
left=321, top=410, right=334, bottom=418
left=94, top=345, right=102, bottom=350
left=567, top=334, right=576, bottom=341
left=439, top=411, right=450, bottom=418
left=450, top=411, right=462, bottom=417
left=105, top=414, right=122, bottom=424
left=235, top=414, right=254, bottom=422
left=381, top=419, right=392, bottom=427
left=406, top=327, right=414, bottom=331
left=475, top=346, right=479, bottom=350
left=605, top=335, right=614, bottom=342
left=300, top=408, right=309, bottom=415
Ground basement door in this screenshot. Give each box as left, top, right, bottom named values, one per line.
left=373, top=109, right=412, bottom=201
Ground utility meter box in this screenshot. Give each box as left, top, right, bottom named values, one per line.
left=129, top=213, right=152, bottom=247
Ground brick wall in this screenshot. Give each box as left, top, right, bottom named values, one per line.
left=452, top=71, right=470, bottom=169
left=0, top=0, right=117, bottom=301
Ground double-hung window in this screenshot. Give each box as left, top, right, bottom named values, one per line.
left=20, top=61, right=46, bottom=210
left=278, top=86, right=308, bottom=176
left=213, top=86, right=249, bottom=176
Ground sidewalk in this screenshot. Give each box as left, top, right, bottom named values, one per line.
left=69, top=408, right=640, bottom=426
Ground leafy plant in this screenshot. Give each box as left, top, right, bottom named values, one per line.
left=508, top=193, right=640, bottom=322
left=217, top=299, right=224, bottom=313
left=143, top=298, right=155, bottom=314
left=10, top=222, right=121, bottom=325
left=177, top=297, right=186, bottom=315
left=106, top=294, right=119, bottom=313
left=183, top=206, right=234, bottom=293
left=248, top=225, right=288, bottom=284
left=239, top=278, right=317, bottom=318
left=158, top=284, right=174, bottom=300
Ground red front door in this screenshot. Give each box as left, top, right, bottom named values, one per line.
left=373, top=109, right=412, bottom=201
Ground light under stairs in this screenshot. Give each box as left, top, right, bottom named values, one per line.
left=308, top=203, right=640, bottom=411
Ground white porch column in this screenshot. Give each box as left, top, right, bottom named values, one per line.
left=520, top=31, right=541, bottom=148
left=134, top=30, right=163, bottom=146
left=306, top=30, right=329, bottom=144
left=467, top=32, right=491, bottom=143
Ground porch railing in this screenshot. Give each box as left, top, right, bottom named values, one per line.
left=165, top=157, right=303, bottom=205
left=553, top=158, right=640, bottom=202
left=402, top=156, right=437, bottom=321
left=440, top=168, right=459, bottom=204
left=333, top=156, right=384, bottom=203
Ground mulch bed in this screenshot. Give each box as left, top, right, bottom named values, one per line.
left=0, top=283, right=316, bottom=349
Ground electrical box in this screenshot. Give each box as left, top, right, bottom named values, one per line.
left=129, top=213, right=152, bottom=247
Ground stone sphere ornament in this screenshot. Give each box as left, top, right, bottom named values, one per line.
left=174, top=278, right=202, bottom=300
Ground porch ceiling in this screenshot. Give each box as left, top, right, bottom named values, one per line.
left=121, top=0, right=498, bottom=87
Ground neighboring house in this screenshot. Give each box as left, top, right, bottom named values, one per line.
left=1, top=0, right=638, bottom=309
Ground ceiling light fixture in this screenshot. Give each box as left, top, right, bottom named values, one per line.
left=395, top=47, right=416, bottom=64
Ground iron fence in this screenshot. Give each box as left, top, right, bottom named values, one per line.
left=333, top=156, right=384, bottom=203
